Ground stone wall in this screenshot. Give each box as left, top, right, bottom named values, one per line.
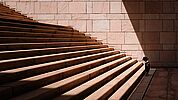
left=1, top=0, right=178, bottom=67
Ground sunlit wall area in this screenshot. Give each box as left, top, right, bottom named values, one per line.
left=2, top=0, right=178, bottom=67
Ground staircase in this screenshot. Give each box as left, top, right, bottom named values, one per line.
left=0, top=3, right=145, bottom=100
left=0, top=3, right=35, bottom=22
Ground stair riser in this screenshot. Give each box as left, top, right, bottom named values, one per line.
left=0, top=51, right=119, bottom=99
left=0, top=22, right=32, bottom=28
left=59, top=58, right=133, bottom=98
left=0, top=20, right=73, bottom=31
left=0, top=13, right=18, bottom=16
left=0, top=26, right=32, bottom=32
left=98, top=64, right=143, bottom=100
left=0, top=50, right=116, bottom=84
left=0, top=27, right=79, bottom=35
left=61, top=55, right=125, bottom=80
left=120, top=67, right=145, bottom=100
left=22, top=58, right=133, bottom=100
left=0, top=45, right=108, bottom=60
left=0, top=32, right=88, bottom=38
left=0, top=5, right=144, bottom=100
left=0, top=14, right=25, bottom=19
left=0, top=11, right=19, bottom=14
left=0, top=48, right=113, bottom=71
left=0, top=42, right=101, bottom=51
left=0, top=54, right=125, bottom=98
left=0, top=38, right=96, bottom=43
left=0, top=24, right=83, bottom=34
left=68, top=60, right=138, bottom=100
left=0, top=16, right=32, bottom=22
left=0, top=21, right=74, bottom=31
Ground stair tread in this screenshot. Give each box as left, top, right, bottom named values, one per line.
left=0, top=31, right=88, bottom=38
left=108, top=66, right=145, bottom=100
left=0, top=48, right=114, bottom=71
left=21, top=53, right=125, bottom=81
left=0, top=42, right=102, bottom=51
left=0, top=16, right=32, bottom=22
left=0, top=42, right=100, bottom=45
left=0, top=29, right=83, bottom=35
left=0, top=4, right=144, bottom=99
left=11, top=57, right=132, bottom=100
left=58, top=53, right=125, bottom=75
left=0, top=50, right=118, bottom=74
left=84, top=62, right=143, bottom=100
left=0, top=45, right=108, bottom=60
left=55, top=59, right=136, bottom=100
left=0, top=52, right=123, bottom=98
left=0, top=26, right=74, bottom=33
left=0, top=19, right=72, bottom=29
left=0, top=37, right=91, bottom=40
left=0, top=18, right=72, bottom=30
left=0, top=37, right=96, bottom=43
left=0, top=45, right=106, bottom=54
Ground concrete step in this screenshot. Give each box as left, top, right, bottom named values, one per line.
left=0, top=45, right=108, bottom=60
left=0, top=10, right=20, bottom=15
left=0, top=5, right=30, bottom=19
left=0, top=11, right=18, bottom=15
left=84, top=62, right=143, bottom=100
left=0, top=13, right=28, bottom=19
left=0, top=18, right=75, bottom=29
left=0, top=9, right=18, bottom=14
left=0, top=11, right=27, bottom=17
left=0, top=26, right=80, bottom=35
left=0, top=48, right=114, bottom=71
left=0, top=17, right=73, bottom=31
left=0, top=37, right=96, bottom=43
left=0, top=15, right=32, bottom=22
left=0, top=4, right=144, bottom=100
left=10, top=57, right=133, bottom=100
left=0, top=25, right=48, bottom=33
left=108, top=66, right=145, bottom=100
left=0, top=20, right=74, bottom=32
left=54, top=59, right=137, bottom=100
left=0, top=13, right=26, bottom=19
left=0, top=42, right=102, bottom=51
left=0, top=54, right=126, bottom=99
left=0, top=31, right=90, bottom=38
left=0, top=50, right=119, bottom=84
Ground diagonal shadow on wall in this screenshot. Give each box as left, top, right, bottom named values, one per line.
left=122, top=0, right=177, bottom=67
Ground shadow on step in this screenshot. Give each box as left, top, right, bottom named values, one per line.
left=128, top=68, right=156, bottom=100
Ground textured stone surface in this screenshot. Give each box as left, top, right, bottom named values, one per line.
left=93, top=20, right=109, bottom=32
left=110, top=20, right=121, bottom=32
left=108, top=33, right=124, bottom=44
left=110, top=2, right=121, bottom=13
left=34, top=2, right=57, bottom=13
left=69, top=2, right=86, bottom=13
left=92, top=2, right=109, bottom=13
left=125, top=33, right=142, bottom=44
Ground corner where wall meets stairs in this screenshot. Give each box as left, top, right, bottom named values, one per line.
left=0, top=3, right=145, bottom=100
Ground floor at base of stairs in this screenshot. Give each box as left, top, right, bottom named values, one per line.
left=129, top=68, right=178, bottom=100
